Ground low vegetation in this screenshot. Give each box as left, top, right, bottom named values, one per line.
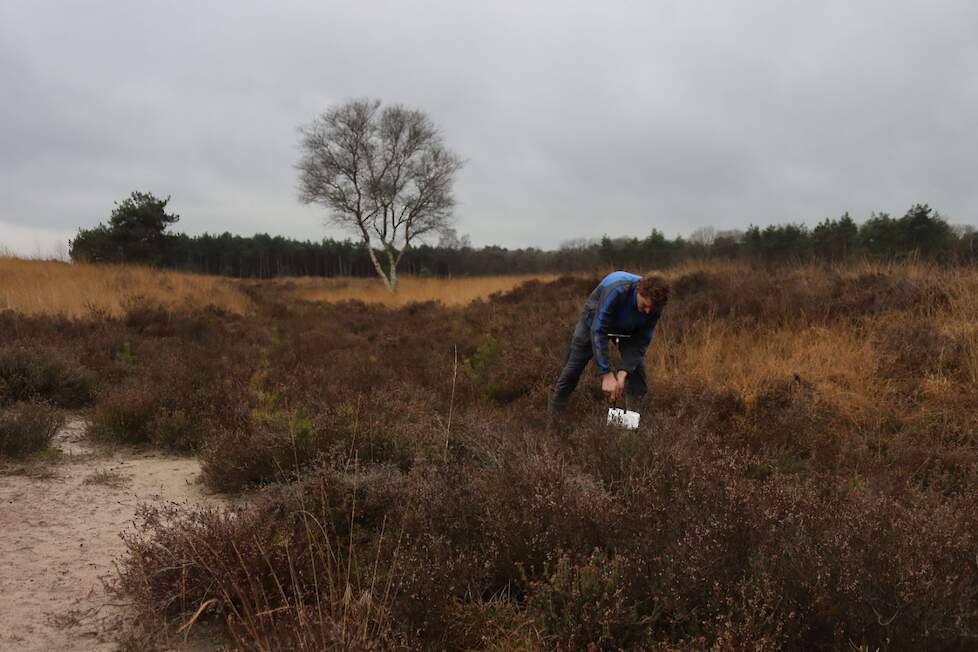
left=3, top=259, right=978, bottom=649
left=0, top=344, right=96, bottom=407
left=83, top=467, right=130, bottom=488
left=0, top=402, right=63, bottom=458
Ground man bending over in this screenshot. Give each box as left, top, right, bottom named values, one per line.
left=549, top=271, right=671, bottom=425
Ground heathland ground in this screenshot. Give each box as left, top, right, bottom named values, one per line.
left=0, top=417, right=220, bottom=651
left=1, top=257, right=977, bottom=650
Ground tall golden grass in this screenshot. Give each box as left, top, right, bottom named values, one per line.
left=0, top=257, right=253, bottom=318
left=646, top=260, right=978, bottom=430
left=268, top=273, right=562, bottom=307
left=0, top=257, right=562, bottom=317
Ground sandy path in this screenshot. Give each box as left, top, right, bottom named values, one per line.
left=0, top=418, right=224, bottom=651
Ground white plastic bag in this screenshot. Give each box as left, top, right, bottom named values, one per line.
left=607, top=407, right=640, bottom=430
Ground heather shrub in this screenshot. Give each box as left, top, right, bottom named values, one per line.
left=711, top=483, right=978, bottom=649
left=673, top=269, right=766, bottom=322
left=122, top=297, right=176, bottom=336
left=0, top=346, right=96, bottom=407
left=122, top=421, right=978, bottom=650
left=89, top=380, right=160, bottom=444
left=886, top=427, right=978, bottom=497
left=557, top=380, right=745, bottom=486
left=468, top=331, right=553, bottom=406
left=440, top=598, right=544, bottom=651
left=200, top=388, right=444, bottom=491
left=382, top=432, right=623, bottom=642
left=54, top=264, right=978, bottom=649
left=668, top=267, right=950, bottom=329
left=88, top=333, right=254, bottom=451
left=525, top=549, right=656, bottom=650
left=0, top=401, right=63, bottom=457
left=828, top=270, right=949, bottom=318
left=126, top=433, right=625, bottom=647
left=470, top=450, right=618, bottom=590
left=117, top=463, right=408, bottom=649
left=668, top=268, right=821, bottom=325
left=732, top=376, right=842, bottom=470
left=612, top=445, right=763, bottom=638
left=122, top=301, right=239, bottom=341
left=200, top=418, right=320, bottom=491
left=148, top=407, right=201, bottom=451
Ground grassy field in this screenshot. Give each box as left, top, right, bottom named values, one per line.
left=0, top=256, right=559, bottom=315
left=2, top=258, right=978, bottom=650
left=269, top=272, right=561, bottom=306
left=0, top=256, right=252, bottom=318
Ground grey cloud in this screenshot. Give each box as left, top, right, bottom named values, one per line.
left=1, top=0, right=976, bottom=256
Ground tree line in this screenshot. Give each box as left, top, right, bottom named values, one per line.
left=69, top=193, right=977, bottom=278
left=65, top=98, right=978, bottom=281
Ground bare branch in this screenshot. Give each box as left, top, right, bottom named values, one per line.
left=297, top=99, right=464, bottom=291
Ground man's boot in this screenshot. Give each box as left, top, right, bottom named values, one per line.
left=547, top=392, right=568, bottom=434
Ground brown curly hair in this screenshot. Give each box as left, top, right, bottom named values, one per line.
left=636, top=273, right=671, bottom=307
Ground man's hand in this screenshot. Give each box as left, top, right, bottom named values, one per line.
left=602, top=371, right=627, bottom=402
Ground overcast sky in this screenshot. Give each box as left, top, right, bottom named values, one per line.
left=2, top=0, right=977, bottom=256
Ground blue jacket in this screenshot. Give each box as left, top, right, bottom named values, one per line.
left=583, top=271, right=662, bottom=375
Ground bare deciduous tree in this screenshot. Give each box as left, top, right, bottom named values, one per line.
left=688, top=226, right=716, bottom=247
left=297, top=99, right=464, bottom=290
left=437, top=227, right=471, bottom=250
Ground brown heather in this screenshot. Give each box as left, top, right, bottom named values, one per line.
left=3, top=258, right=978, bottom=649
left=0, top=401, right=63, bottom=457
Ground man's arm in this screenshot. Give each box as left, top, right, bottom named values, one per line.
left=590, top=283, right=628, bottom=376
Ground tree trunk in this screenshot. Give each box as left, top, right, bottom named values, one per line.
left=385, top=248, right=399, bottom=292
left=362, top=238, right=394, bottom=290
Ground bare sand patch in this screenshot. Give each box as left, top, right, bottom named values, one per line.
left=0, top=418, right=224, bottom=651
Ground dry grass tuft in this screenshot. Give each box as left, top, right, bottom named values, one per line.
left=0, top=402, right=63, bottom=458
left=83, top=468, right=130, bottom=488
left=0, top=256, right=252, bottom=318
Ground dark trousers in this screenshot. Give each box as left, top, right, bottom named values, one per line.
left=550, top=318, right=647, bottom=414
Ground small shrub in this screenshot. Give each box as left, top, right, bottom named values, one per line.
left=441, top=598, right=545, bottom=651
left=0, top=346, right=96, bottom=408
left=114, top=340, right=137, bottom=364
left=116, top=464, right=408, bottom=649
left=90, top=381, right=159, bottom=444
left=733, top=376, right=841, bottom=470
left=200, top=423, right=308, bottom=491
left=403, top=437, right=621, bottom=611
left=201, top=387, right=447, bottom=491
left=829, top=271, right=949, bottom=318
left=123, top=297, right=176, bottom=336
left=0, top=402, right=63, bottom=457
left=462, top=333, right=500, bottom=378
left=525, top=549, right=656, bottom=650
left=84, top=468, right=129, bottom=488
left=148, top=407, right=201, bottom=451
